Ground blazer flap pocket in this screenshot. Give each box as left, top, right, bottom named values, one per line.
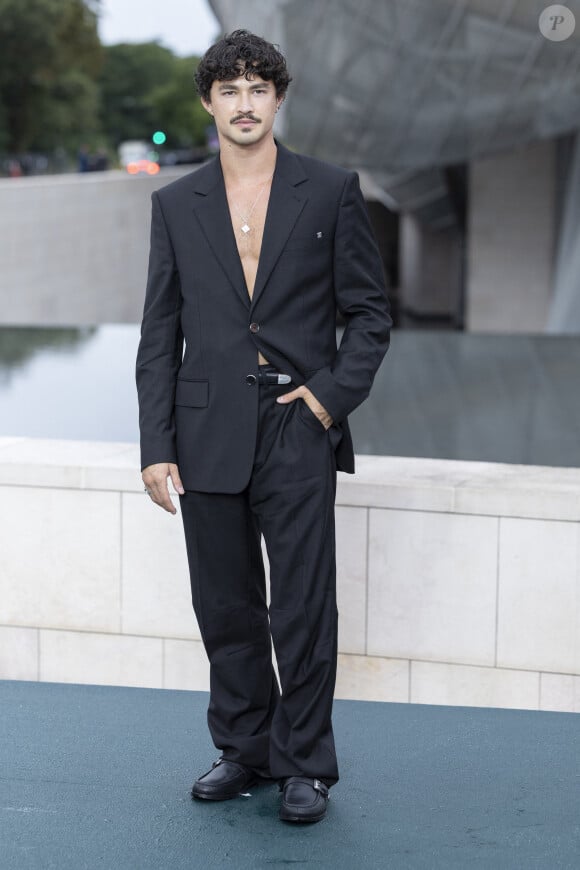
left=175, top=379, right=209, bottom=407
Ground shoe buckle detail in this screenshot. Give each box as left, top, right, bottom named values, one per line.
left=278, top=775, right=329, bottom=797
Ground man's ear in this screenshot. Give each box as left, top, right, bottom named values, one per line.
left=201, top=97, right=213, bottom=117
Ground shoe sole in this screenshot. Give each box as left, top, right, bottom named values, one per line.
left=191, top=777, right=258, bottom=801
left=191, top=791, right=242, bottom=801
left=279, top=808, right=327, bottom=823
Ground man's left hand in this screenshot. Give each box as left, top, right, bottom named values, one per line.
left=276, top=385, right=334, bottom=430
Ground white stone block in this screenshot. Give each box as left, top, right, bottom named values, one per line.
left=0, top=438, right=138, bottom=490
left=368, top=509, right=498, bottom=665
left=82, top=445, right=141, bottom=492
left=336, top=506, right=368, bottom=654
left=335, top=654, right=409, bottom=702
left=0, top=625, right=38, bottom=680
left=540, top=673, right=580, bottom=712
left=336, top=456, right=580, bottom=522
left=337, top=456, right=456, bottom=512
left=164, top=638, right=210, bottom=691
left=0, top=487, right=121, bottom=632
left=122, top=493, right=199, bottom=639
left=497, top=518, right=580, bottom=673
left=0, top=438, right=26, bottom=451
left=410, top=660, right=540, bottom=709
left=39, top=629, right=162, bottom=688
left=454, top=463, right=580, bottom=522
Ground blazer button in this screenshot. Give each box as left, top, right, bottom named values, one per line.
left=246, top=374, right=257, bottom=385
left=249, top=322, right=260, bottom=333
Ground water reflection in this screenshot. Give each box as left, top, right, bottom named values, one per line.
left=0, top=327, right=96, bottom=384
left=0, top=325, right=138, bottom=442
left=351, top=333, right=580, bottom=468
left=0, top=326, right=579, bottom=468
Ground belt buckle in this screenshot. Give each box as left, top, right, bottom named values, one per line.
left=268, top=372, right=291, bottom=385
left=263, top=371, right=291, bottom=385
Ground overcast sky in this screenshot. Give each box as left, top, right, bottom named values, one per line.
left=98, top=0, right=220, bottom=56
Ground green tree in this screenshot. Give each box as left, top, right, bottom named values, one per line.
left=99, top=45, right=208, bottom=149
left=0, top=98, right=9, bottom=152
left=150, top=57, right=209, bottom=148
left=0, top=0, right=103, bottom=153
left=99, top=42, right=177, bottom=146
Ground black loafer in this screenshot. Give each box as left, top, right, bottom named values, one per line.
left=191, top=757, right=257, bottom=801
left=279, top=776, right=329, bottom=823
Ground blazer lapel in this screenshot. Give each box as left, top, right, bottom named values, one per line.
left=190, top=143, right=309, bottom=311
left=191, top=156, right=250, bottom=310
left=250, top=143, right=308, bottom=311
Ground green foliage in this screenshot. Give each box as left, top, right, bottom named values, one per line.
left=0, top=0, right=207, bottom=160
left=99, top=45, right=206, bottom=148
left=149, top=57, right=209, bottom=148
left=0, top=326, right=96, bottom=369
left=98, top=42, right=175, bottom=145
left=0, top=98, right=9, bottom=152
left=0, top=0, right=103, bottom=153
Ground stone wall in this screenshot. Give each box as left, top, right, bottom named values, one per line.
left=0, top=169, right=189, bottom=325
left=0, top=437, right=579, bottom=712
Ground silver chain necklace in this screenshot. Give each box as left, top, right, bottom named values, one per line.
left=231, top=175, right=273, bottom=234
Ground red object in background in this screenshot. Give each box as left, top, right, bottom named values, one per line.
left=127, top=160, right=159, bottom=176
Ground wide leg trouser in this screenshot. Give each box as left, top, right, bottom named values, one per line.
left=179, top=378, right=340, bottom=787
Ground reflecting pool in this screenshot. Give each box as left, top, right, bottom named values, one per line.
left=0, top=325, right=139, bottom=442
left=1, top=326, right=579, bottom=468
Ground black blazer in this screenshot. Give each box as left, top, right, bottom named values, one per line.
left=136, top=141, right=391, bottom=493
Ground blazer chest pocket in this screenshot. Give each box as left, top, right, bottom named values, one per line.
left=284, top=232, right=333, bottom=252
left=175, top=379, right=209, bottom=407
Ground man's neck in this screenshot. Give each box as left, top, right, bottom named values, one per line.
left=219, top=136, right=278, bottom=187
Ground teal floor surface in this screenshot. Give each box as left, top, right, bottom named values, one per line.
left=0, top=680, right=578, bottom=869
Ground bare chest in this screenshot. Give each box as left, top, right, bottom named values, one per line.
left=225, top=184, right=272, bottom=300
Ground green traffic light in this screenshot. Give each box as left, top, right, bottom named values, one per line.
left=152, top=131, right=167, bottom=145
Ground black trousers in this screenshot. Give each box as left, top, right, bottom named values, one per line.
left=179, top=368, right=340, bottom=787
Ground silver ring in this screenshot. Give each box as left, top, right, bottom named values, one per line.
left=144, top=486, right=151, bottom=495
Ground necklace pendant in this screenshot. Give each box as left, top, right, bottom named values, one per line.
left=241, top=223, right=251, bottom=234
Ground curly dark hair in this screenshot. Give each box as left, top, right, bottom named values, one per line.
left=194, top=29, right=292, bottom=101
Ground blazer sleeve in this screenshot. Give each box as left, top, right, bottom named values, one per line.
left=135, top=191, right=184, bottom=470
left=305, top=171, right=392, bottom=423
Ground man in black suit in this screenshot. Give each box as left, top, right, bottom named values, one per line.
left=136, top=29, right=391, bottom=823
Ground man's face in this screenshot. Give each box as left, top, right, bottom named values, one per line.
left=202, top=73, right=282, bottom=148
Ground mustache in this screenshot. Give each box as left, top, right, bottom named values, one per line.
left=231, top=114, right=261, bottom=124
